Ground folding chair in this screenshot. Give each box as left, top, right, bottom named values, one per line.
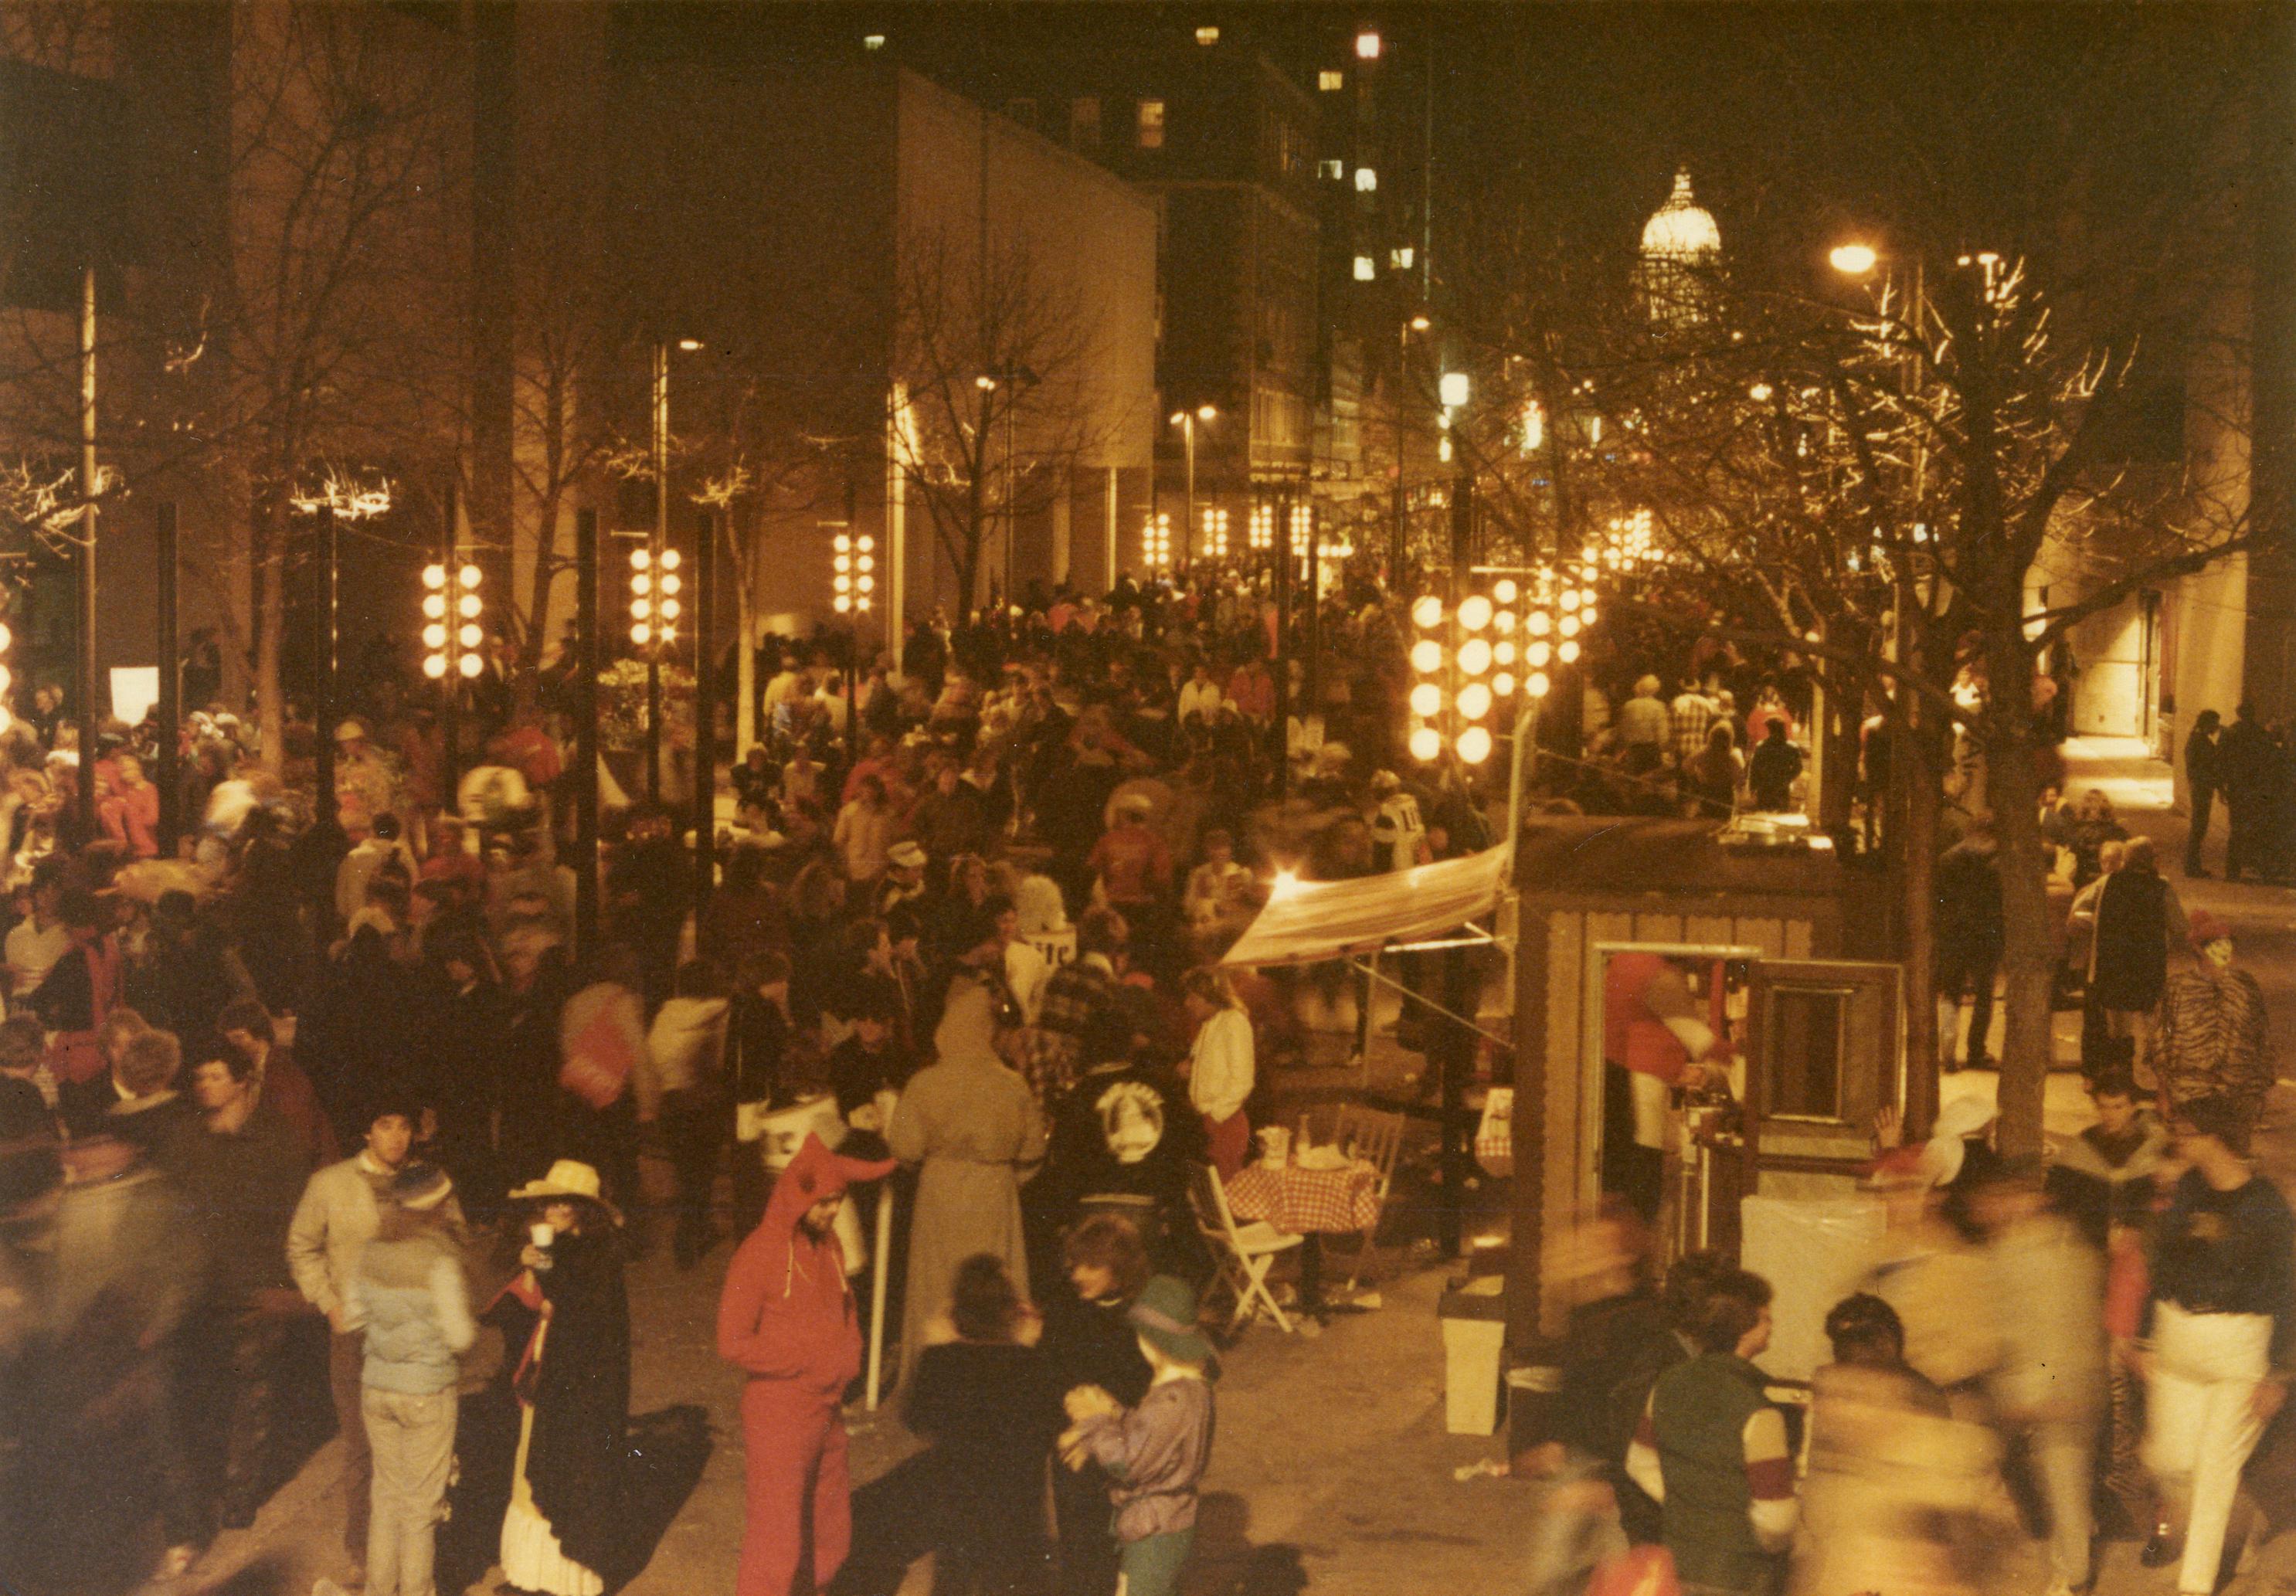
left=1331, top=1104, right=1406, bottom=1292
left=1189, top=1163, right=1303, bottom=1334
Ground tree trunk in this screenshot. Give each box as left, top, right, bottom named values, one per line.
left=1899, top=722, right=1943, bottom=1139
left=254, top=496, right=287, bottom=773
left=1985, top=645, right=2056, bottom=1159
left=527, top=481, right=564, bottom=687
left=731, top=506, right=756, bottom=757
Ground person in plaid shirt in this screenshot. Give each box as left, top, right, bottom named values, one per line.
left=1024, top=908, right=1127, bottom=1104
left=1669, top=681, right=1721, bottom=770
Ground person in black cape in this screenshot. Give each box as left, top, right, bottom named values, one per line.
left=493, top=1160, right=630, bottom=1594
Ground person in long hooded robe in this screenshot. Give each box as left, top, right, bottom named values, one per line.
left=888, top=971, right=1046, bottom=1383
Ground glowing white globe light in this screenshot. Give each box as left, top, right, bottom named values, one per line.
left=1493, top=672, right=1516, bottom=697
left=1456, top=725, right=1493, bottom=763
left=1558, top=640, right=1581, bottom=664
left=423, top=623, right=448, bottom=650
left=423, top=654, right=447, bottom=679
left=1410, top=639, right=1445, bottom=674
left=660, top=548, right=682, bottom=571
left=1528, top=671, right=1552, bottom=698
left=1411, top=595, right=1444, bottom=630
left=1409, top=683, right=1442, bottom=717
left=1527, top=640, right=1551, bottom=667
left=1457, top=638, right=1493, bottom=676
left=1457, top=595, right=1493, bottom=632
left=1409, top=726, right=1442, bottom=762
left=1457, top=682, right=1493, bottom=720
left=458, top=654, right=483, bottom=678
left=1527, top=611, right=1552, bottom=637
left=458, top=565, right=482, bottom=589
left=1493, top=579, right=1518, bottom=604
left=422, top=564, right=447, bottom=589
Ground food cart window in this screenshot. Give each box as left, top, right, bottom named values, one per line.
left=1762, top=985, right=1852, bottom=1121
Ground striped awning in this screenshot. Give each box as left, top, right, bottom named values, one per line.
left=1220, top=845, right=1510, bottom=969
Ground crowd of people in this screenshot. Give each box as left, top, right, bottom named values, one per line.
left=1546, top=1079, right=2291, bottom=1596
left=0, top=555, right=2285, bottom=1596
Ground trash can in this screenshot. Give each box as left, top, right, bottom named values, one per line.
left=1438, top=1276, right=1508, bottom=1435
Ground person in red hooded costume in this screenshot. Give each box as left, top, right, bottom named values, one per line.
left=718, top=1132, right=895, bottom=1596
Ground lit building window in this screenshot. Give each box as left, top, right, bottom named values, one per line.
left=1354, top=167, right=1377, bottom=192
left=1353, top=255, right=1376, bottom=281
left=1320, top=69, right=1344, bottom=90
left=1320, top=158, right=1343, bottom=180
left=1391, top=246, right=1415, bottom=270
left=862, top=33, right=885, bottom=49
left=1195, top=24, right=1219, bottom=44
left=1356, top=29, right=1381, bottom=59
left=1137, top=98, right=1165, bottom=149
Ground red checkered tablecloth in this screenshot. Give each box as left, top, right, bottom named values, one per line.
left=1224, top=1160, right=1381, bottom=1235
left=1476, top=1087, right=1513, bottom=1177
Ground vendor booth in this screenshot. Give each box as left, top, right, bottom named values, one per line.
left=1506, top=817, right=1898, bottom=1369
left=1213, top=817, right=1904, bottom=1388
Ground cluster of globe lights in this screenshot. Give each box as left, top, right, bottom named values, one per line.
left=628, top=545, right=684, bottom=647
left=832, top=531, right=876, bottom=614
left=1199, top=507, right=1230, bottom=559
left=1142, top=511, right=1171, bottom=569
left=1406, top=562, right=1600, bottom=766
left=420, top=562, right=486, bottom=680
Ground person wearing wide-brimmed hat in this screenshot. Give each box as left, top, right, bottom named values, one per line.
left=492, top=1160, right=628, bottom=1596
left=1058, top=1275, right=1218, bottom=1596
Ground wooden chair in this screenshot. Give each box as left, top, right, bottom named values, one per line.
left=1189, top=1163, right=1303, bottom=1334
left=1330, top=1104, right=1406, bottom=1292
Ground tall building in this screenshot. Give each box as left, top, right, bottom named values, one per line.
left=902, top=16, right=1322, bottom=568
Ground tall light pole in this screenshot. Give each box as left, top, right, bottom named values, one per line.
left=1172, top=404, right=1215, bottom=575
left=639, top=336, right=703, bottom=802
left=1392, top=315, right=1428, bottom=586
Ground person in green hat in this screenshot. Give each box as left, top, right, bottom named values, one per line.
left=1058, top=1275, right=1218, bottom=1596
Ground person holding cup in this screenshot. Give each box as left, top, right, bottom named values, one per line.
left=494, top=1160, right=630, bottom=1596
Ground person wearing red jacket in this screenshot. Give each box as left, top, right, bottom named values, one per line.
left=718, top=1133, right=895, bottom=1596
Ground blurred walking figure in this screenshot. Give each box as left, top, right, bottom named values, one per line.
left=1791, top=1294, right=2004, bottom=1596
left=2139, top=1096, right=2293, bottom=1596
left=1965, top=1158, right=2104, bottom=1596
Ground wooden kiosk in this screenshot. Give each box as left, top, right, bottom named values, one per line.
left=1503, top=817, right=1900, bottom=1355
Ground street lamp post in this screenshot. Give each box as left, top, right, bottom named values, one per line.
left=1172, top=405, right=1214, bottom=576
left=644, top=336, right=704, bottom=802
left=1392, top=314, right=1429, bottom=586
left=832, top=528, right=877, bottom=754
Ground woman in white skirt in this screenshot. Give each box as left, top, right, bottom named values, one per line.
left=498, top=1161, right=630, bottom=1595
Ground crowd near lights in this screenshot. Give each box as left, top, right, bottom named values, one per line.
left=629, top=544, right=684, bottom=649
left=1200, top=507, right=1231, bottom=559
left=1143, top=511, right=1172, bottom=570
left=832, top=531, right=877, bottom=614
left=421, top=560, right=485, bottom=680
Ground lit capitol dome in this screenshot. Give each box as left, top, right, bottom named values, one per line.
left=1641, top=168, right=1720, bottom=263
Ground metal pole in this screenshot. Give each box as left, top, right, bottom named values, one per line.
left=691, top=504, right=717, bottom=923
left=1438, top=457, right=1475, bottom=1259
left=1182, top=419, right=1195, bottom=577
left=647, top=339, right=667, bottom=804
left=312, top=507, right=338, bottom=832
left=75, top=262, right=97, bottom=843
left=1272, top=480, right=1292, bottom=800
left=441, top=484, right=461, bottom=805
left=156, top=502, right=180, bottom=856
left=574, top=508, right=600, bottom=956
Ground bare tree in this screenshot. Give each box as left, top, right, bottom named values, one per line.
left=889, top=226, right=1111, bottom=614
left=1440, top=5, right=2265, bottom=1148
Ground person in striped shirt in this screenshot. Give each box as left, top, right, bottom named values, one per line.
left=1625, top=1269, right=1798, bottom=1596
